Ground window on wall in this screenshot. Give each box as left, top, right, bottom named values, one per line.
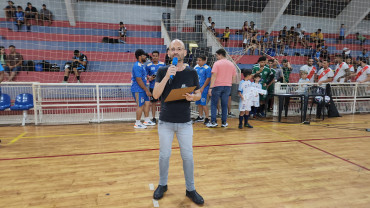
left=79, top=0, right=176, bottom=7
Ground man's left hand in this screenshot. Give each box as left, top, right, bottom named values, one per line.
left=184, top=93, right=194, bottom=101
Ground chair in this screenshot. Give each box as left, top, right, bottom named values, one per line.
left=10, top=93, right=34, bottom=126
left=0, top=94, right=11, bottom=111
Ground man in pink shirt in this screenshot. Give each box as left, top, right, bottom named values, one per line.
left=207, top=49, right=237, bottom=127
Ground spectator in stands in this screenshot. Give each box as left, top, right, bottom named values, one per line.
left=272, top=36, right=284, bottom=56
left=206, top=16, right=212, bottom=28
left=131, top=49, right=154, bottom=129
left=313, top=45, right=322, bottom=63
left=300, top=58, right=317, bottom=83
left=317, top=59, right=334, bottom=85
left=355, top=32, right=366, bottom=46
left=354, top=57, right=370, bottom=83
left=4, top=1, right=16, bottom=21
left=15, top=6, right=25, bottom=31
left=342, top=47, right=351, bottom=58
left=297, top=31, right=308, bottom=48
left=25, top=2, right=38, bottom=31
left=294, top=23, right=306, bottom=47
left=260, top=32, right=271, bottom=54
left=63, top=50, right=87, bottom=83
left=39, top=4, right=52, bottom=26
left=0, top=62, right=3, bottom=87
left=249, top=21, right=257, bottom=35
left=245, top=33, right=260, bottom=55
left=338, top=24, right=345, bottom=44
left=279, top=26, right=288, bottom=46
left=320, top=45, right=330, bottom=61
left=6, top=45, right=22, bottom=82
left=207, top=49, right=237, bottom=128
left=357, top=49, right=369, bottom=63
left=281, top=59, right=293, bottom=83
left=310, top=29, right=324, bottom=48
left=221, top=27, right=230, bottom=47
left=242, top=21, right=250, bottom=43
left=0, top=46, right=8, bottom=72
left=287, top=26, right=295, bottom=47
left=118, top=22, right=127, bottom=43
left=333, top=54, right=350, bottom=83
left=146, top=51, right=165, bottom=124
left=209, top=22, right=217, bottom=36
left=164, top=48, right=171, bottom=65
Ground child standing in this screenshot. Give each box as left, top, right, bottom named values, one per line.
left=250, top=73, right=263, bottom=117
left=238, top=69, right=254, bottom=129
left=194, top=55, right=212, bottom=124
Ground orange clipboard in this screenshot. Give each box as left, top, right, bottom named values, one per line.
left=164, top=86, right=197, bottom=102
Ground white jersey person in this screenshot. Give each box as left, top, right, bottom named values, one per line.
left=299, top=58, right=317, bottom=83
left=317, top=60, right=334, bottom=86
left=354, top=57, right=370, bottom=83
left=333, top=54, right=349, bottom=83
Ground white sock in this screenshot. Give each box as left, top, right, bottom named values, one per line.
left=144, top=117, right=150, bottom=122
left=136, top=120, right=141, bottom=125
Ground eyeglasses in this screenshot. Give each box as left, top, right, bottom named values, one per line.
left=169, top=48, right=184, bottom=52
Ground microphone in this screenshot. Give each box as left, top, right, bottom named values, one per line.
left=170, top=57, right=178, bottom=80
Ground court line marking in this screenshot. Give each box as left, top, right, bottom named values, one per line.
left=2, top=132, right=27, bottom=146
left=299, top=141, right=370, bottom=171
left=1, top=135, right=369, bottom=162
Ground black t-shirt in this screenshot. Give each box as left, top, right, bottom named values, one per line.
left=73, top=53, right=88, bottom=66
left=25, top=7, right=38, bottom=13
left=156, top=65, right=200, bottom=123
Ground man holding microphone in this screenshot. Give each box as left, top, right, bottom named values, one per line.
left=152, top=39, right=204, bottom=205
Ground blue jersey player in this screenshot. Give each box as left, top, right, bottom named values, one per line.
left=131, top=49, right=155, bottom=129
left=0, top=63, right=4, bottom=97
left=194, top=55, right=212, bottom=124
left=146, top=51, right=165, bottom=124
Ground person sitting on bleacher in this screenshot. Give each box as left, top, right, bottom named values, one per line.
left=25, top=2, right=38, bottom=31
left=39, top=4, right=52, bottom=26
left=6, top=45, right=22, bottom=82
left=4, top=1, right=16, bottom=21
left=357, top=49, right=369, bottom=64
left=63, top=50, right=88, bottom=83
left=118, top=22, right=127, bottom=43
left=15, top=6, right=25, bottom=31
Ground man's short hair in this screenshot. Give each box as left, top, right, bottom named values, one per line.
left=9, top=45, right=15, bottom=48
left=268, top=59, right=274, bottom=63
left=74, top=50, right=80, bottom=55
left=321, top=59, right=329, bottom=63
left=135, top=49, right=146, bottom=60
left=119, top=22, right=123, bottom=25
left=42, top=4, right=46, bottom=7
left=282, top=59, right=288, bottom=63
left=8, top=1, right=14, bottom=4
left=198, top=54, right=207, bottom=61
left=257, top=56, right=267, bottom=63
left=0, top=46, right=5, bottom=50
left=242, top=69, right=252, bottom=77
left=211, top=22, right=215, bottom=25
left=318, top=29, right=322, bottom=32
left=335, top=54, right=342, bottom=58
left=359, top=57, right=368, bottom=64
left=152, top=50, right=159, bottom=55
left=208, top=17, right=211, bottom=20
left=226, top=27, right=229, bottom=29
left=27, top=2, right=32, bottom=6
left=308, top=58, right=314, bottom=61
left=215, top=49, right=226, bottom=57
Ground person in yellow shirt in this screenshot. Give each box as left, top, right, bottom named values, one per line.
left=310, top=29, right=324, bottom=47
left=221, top=27, right=230, bottom=47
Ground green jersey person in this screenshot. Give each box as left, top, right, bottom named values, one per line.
left=252, top=56, right=270, bottom=117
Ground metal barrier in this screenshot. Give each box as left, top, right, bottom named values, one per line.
left=273, top=83, right=370, bottom=116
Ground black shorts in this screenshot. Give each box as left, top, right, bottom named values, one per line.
left=221, top=37, right=229, bottom=42
left=25, top=14, right=36, bottom=19
left=149, top=88, right=159, bottom=103
left=339, top=36, right=344, bottom=40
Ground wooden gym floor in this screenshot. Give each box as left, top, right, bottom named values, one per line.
left=0, top=114, right=369, bottom=208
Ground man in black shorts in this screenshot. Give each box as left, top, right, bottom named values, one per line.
left=145, top=51, right=165, bottom=123
left=25, top=2, right=38, bottom=29
left=63, top=50, right=88, bottom=83
left=39, top=4, right=52, bottom=26
left=4, top=1, right=16, bottom=21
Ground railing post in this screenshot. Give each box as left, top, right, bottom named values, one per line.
left=96, top=85, right=101, bottom=123
left=353, top=83, right=358, bottom=114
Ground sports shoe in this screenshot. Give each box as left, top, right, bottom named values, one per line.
left=134, top=123, right=147, bottom=129
left=206, top=122, right=218, bottom=128
left=143, top=120, right=156, bottom=126
left=204, top=118, right=210, bottom=125
left=244, top=123, right=253, bottom=128
left=221, top=122, right=228, bottom=127
left=228, top=112, right=236, bottom=118
left=77, top=80, right=81, bottom=83
left=194, top=116, right=204, bottom=122
left=217, top=113, right=221, bottom=118
left=151, top=118, right=157, bottom=124
left=153, top=185, right=167, bottom=200
left=62, top=81, right=67, bottom=83
left=238, top=124, right=243, bottom=129
left=186, top=190, right=204, bottom=205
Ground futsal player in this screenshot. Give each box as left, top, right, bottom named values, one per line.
left=194, top=54, right=211, bottom=125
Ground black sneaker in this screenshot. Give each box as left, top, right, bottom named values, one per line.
left=238, top=124, right=243, bottom=129
left=244, top=123, right=253, bottom=128
left=204, top=118, right=210, bottom=125
left=194, top=116, right=204, bottom=122
left=228, top=112, right=236, bottom=118
left=151, top=118, right=157, bottom=124
left=153, top=185, right=167, bottom=200
left=186, top=190, right=204, bottom=205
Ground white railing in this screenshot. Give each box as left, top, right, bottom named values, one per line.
left=161, top=20, right=172, bottom=48
left=273, top=83, right=370, bottom=116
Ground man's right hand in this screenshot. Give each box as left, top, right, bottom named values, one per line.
left=146, top=90, right=152, bottom=97
left=165, top=65, right=177, bottom=79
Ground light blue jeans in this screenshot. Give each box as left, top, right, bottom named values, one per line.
left=158, top=120, right=195, bottom=191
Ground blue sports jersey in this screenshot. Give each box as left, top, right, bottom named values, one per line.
left=194, top=64, right=212, bottom=89
left=146, top=61, right=165, bottom=89
left=0, top=64, right=4, bottom=72
left=16, top=11, right=24, bottom=21
left=131, top=61, right=147, bottom=93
